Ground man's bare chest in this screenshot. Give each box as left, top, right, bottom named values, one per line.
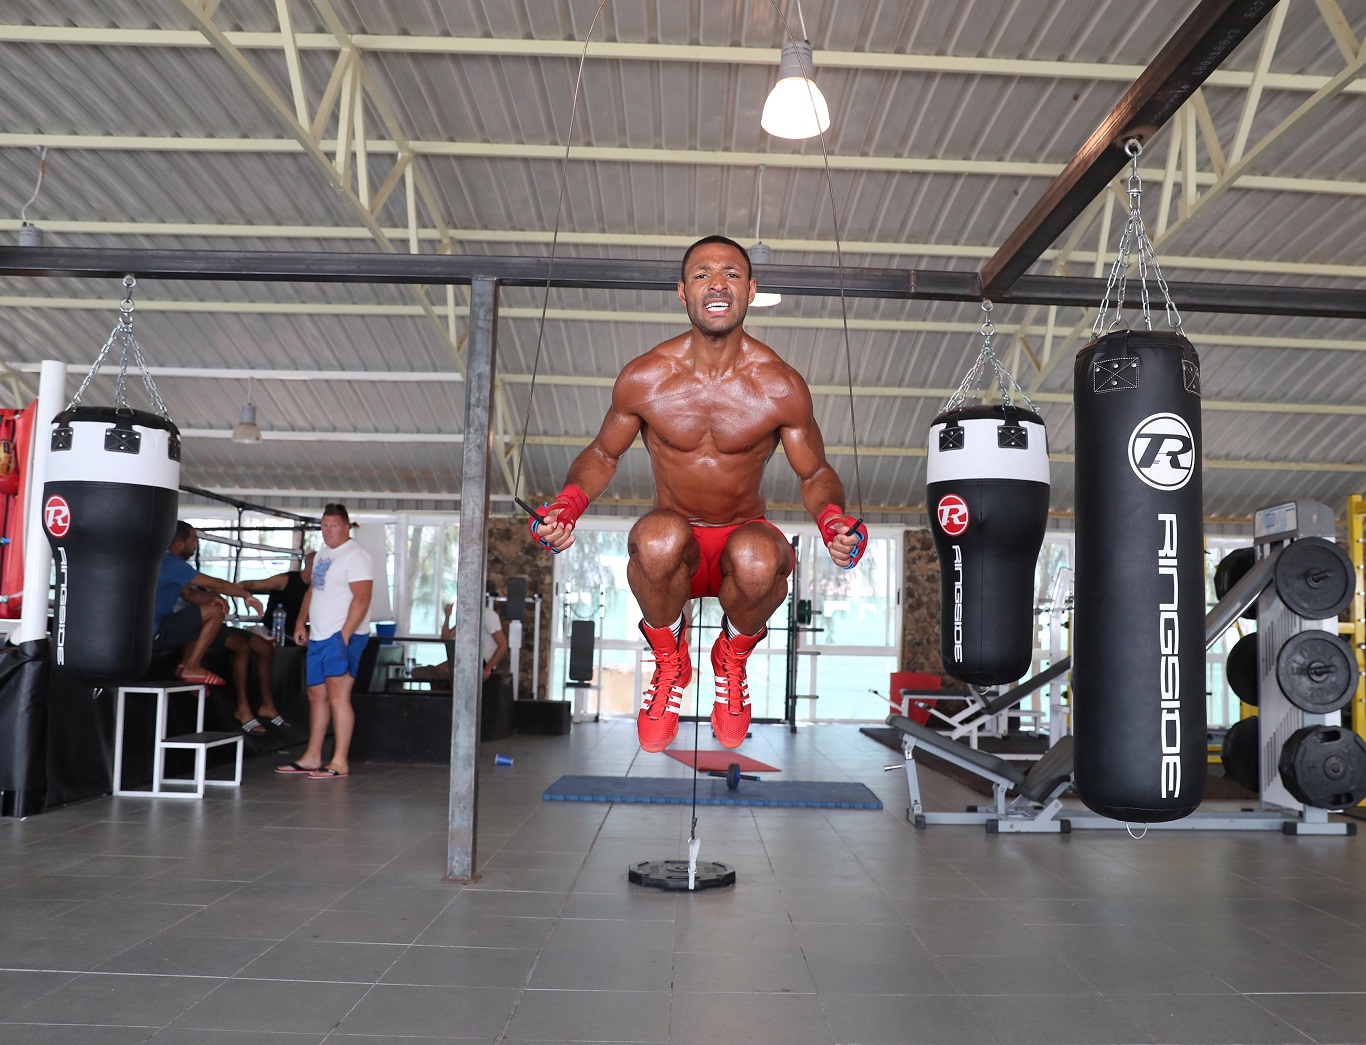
left=639, top=379, right=783, bottom=456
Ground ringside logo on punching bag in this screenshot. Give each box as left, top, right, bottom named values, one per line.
left=43, top=495, right=71, bottom=538
left=937, top=495, right=969, bottom=536
left=1129, top=413, right=1196, bottom=490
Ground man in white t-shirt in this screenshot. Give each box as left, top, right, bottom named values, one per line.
left=276, top=503, right=373, bottom=780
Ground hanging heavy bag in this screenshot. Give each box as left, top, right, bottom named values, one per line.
left=1072, top=141, right=1205, bottom=823
left=42, top=279, right=181, bottom=684
left=928, top=405, right=1049, bottom=685
left=926, top=303, right=1050, bottom=686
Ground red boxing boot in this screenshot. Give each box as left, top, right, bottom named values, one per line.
left=637, top=619, right=691, bottom=753
left=710, top=626, right=766, bottom=748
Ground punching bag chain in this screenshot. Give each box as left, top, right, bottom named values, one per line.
left=67, top=275, right=174, bottom=423
left=943, top=300, right=1039, bottom=415
left=1093, top=140, right=1186, bottom=339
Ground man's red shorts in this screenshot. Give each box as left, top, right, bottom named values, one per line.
left=689, top=519, right=795, bottom=599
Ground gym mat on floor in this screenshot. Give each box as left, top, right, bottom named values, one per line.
left=662, top=750, right=781, bottom=773
left=543, top=774, right=882, bottom=809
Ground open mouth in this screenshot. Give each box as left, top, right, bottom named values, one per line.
left=704, top=300, right=730, bottom=313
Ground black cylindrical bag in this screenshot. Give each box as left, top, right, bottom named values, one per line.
left=43, top=407, right=180, bottom=684
left=927, top=404, right=1050, bottom=686
left=1072, top=329, right=1205, bottom=822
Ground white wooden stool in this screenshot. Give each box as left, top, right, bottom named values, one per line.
left=113, top=681, right=243, bottom=799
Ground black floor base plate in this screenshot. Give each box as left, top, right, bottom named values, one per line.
left=628, top=859, right=736, bottom=890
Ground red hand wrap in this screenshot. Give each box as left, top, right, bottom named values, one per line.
left=547, top=484, right=589, bottom=529
left=816, top=504, right=847, bottom=545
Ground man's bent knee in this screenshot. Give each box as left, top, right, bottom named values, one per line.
left=722, top=523, right=793, bottom=582
left=629, top=510, right=698, bottom=570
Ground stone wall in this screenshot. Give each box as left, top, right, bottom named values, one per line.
left=485, top=516, right=555, bottom=701
left=901, top=527, right=946, bottom=680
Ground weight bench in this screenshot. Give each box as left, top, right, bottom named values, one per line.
left=912, top=659, right=1071, bottom=755
left=886, top=714, right=1075, bottom=833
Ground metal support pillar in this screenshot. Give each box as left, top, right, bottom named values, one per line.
left=446, top=275, right=497, bottom=884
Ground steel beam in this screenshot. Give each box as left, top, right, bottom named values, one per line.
left=5, top=246, right=1366, bottom=319
left=447, top=276, right=497, bottom=884
left=979, top=0, right=1281, bottom=297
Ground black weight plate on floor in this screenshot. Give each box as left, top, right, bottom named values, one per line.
left=1275, top=630, right=1358, bottom=714
left=1274, top=537, right=1355, bottom=620
left=1226, top=632, right=1260, bottom=706
left=1215, top=547, right=1258, bottom=620
left=1279, top=726, right=1366, bottom=809
left=628, top=859, right=736, bottom=890
left=1220, top=717, right=1260, bottom=793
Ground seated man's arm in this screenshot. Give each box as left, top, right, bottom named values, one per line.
left=240, top=574, right=288, bottom=594
left=188, top=573, right=265, bottom=616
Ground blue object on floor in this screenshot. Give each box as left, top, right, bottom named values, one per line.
left=543, top=775, right=882, bottom=809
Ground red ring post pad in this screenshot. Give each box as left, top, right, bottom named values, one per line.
left=817, top=505, right=867, bottom=569
left=525, top=484, right=589, bottom=553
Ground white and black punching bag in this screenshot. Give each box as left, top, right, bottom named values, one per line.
left=42, top=407, right=180, bottom=683
left=927, top=405, right=1050, bottom=686
left=1073, top=330, right=1204, bottom=822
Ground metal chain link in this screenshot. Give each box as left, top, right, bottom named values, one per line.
left=944, top=300, right=1040, bottom=414
left=66, top=275, right=174, bottom=422
left=1093, top=140, right=1186, bottom=338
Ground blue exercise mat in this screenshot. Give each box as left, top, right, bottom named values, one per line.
left=543, top=775, right=882, bottom=810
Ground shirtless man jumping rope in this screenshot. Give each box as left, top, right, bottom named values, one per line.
left=529, top=235, right=867, bottom=752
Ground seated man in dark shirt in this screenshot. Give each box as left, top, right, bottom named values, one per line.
left=153, top=521, right=289, bottom=735
left=242, top=550, right=315, bottom=646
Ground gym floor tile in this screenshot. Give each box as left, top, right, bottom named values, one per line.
left=236, top=939, right=403, bottom=983
left=1248, top=990, right=1366, bottom=1042
left=413, top=911, right=555, bottom=949
left=381, top=944, right=541, bottom=989
left=934, top=953, right=1098, bottom=996
left=1060, top=950, right=1236, bottom=995
left=290, top=907, right=439, bottom=945
left=0, top=971, right=77, bottom=1019
left=1107, top=992, right=1313, bottom=1044
left=160, top=904, right=319, bottom=941
left=670, top=949, right=817, bottom=994
left=505, top=988, right=673, bottom=1041
left=971, top=993, right=1153, bottom=1044
left=803, top=948, right=954, bottom=995
left=3, top=971, right=224, bottom=1027
left=668, top=989, right=833, bottom=1045
left=146, top=1030, right=327, bottom=1044
left=95, top=934, right=276, bottom=977
left=336, top=983, right=522, bottom=1039
left=528, top=947, right=675, bottom=991
left=819, top=992, right=999, bottom=1045
left=0, top=1024, right=158, bottom=1044
left=169, top=978, right=370, bottom=1034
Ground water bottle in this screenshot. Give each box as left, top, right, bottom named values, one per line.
left=272, top=606, right=287, bottom=646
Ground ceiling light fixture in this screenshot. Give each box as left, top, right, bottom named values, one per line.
left=18, top=146, right=46, bottom=247
left=760, top=2, right=830, bottom=140
left=748, top=164, right=781, bottom=308
left=231, top=376, right=262, bottom=443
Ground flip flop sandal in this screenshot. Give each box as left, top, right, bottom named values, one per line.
left=307, top=767, right=349, bottom=779
left=274, top=762, right=316, bottom=774
left=266, top=716, right=290, bottom=729
left=179, top=669, right=227, bottom=687
left=237, top=718, right=268, bottom=736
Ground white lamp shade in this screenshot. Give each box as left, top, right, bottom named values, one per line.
left=761, top=41, right=830, bottom=140
left=751, top=291, right=783, bottom=308
left=746, top=241, right=781, bottom=307
left=231, top=402, right=262, bottom=443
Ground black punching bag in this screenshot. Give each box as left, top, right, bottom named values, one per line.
left=43, top=407, right=180, bottom=683
left=927, top=404, right=1050, bottom=686
left=1073, top=330, right=1204, bottom=822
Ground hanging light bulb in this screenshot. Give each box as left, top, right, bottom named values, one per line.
left=761, top=2, right=830, bottom=141
left=231, top=376, right=262, bottom=443
left=748, top=164, right=782, bottom=308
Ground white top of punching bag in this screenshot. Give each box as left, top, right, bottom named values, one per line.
left=928, top=407, right=1050, bottom=485
left=45, top=408, right=180, bottom=490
